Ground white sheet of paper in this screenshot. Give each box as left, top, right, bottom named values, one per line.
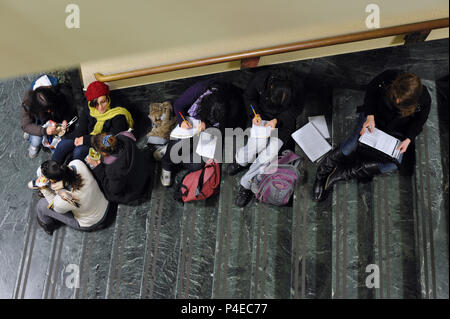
left=250, top=120, right=271, bottom=138
left=170, top=117, right=202, bottom=139
left=308, top=115, right=330, bottom=139
left=359, top=127, right=401, bottom=159
left=195, top=132, right=217, bottom=159
left=33, top=75, right=52, bottom=91
left=291, top=122, right=332, bottom=162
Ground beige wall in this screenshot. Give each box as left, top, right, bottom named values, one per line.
left=1, top=0, right=448, bottom=85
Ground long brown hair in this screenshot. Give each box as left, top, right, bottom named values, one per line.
left=387, top=72, right=423, bottom=117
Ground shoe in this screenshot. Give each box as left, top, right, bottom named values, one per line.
left=227, top=163, right=248, bottom=176
left=235, top=186, right=254, bottom=207
left=323, top=162, right=381, bottom=194
left=36, top=216, right=59, bottom=236
left=23, top=132, right=30, bottom=140
left=160, top=169, right=173, bottom=187
left=312, top=147, right=346, bottom=201
left=28, top=180, right=38, bottom=190
left=28, top=145, right=40, bottom=159
left=153, top=144, right=168, bottom=161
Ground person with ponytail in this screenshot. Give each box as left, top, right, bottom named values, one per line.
left=31, top=159, right=116, bottom=235
left=88, top=131, right=153, bottom=204
left=312, top=70, right=431, bottom=202
left=52, top=81, right=134, bottom=164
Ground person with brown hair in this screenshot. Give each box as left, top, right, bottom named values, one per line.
left=87, top=131, right=153, bottom=204
left=313, top=69, right=431, bottom=202
left=30, top=159, right=116, bottom=235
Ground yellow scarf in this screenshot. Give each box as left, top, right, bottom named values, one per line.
left=88, top=102, right=134, bottom=135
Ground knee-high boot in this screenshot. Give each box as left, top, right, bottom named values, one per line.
left=324, top=162, right=381, bottom=192
left=312, top=146, right=346, bottom=201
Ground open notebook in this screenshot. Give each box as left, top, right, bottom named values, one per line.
left=359, top=128, right=402, bottom=160
left=195, top=132, right=218, bottom=159
left=291, top=121, right=332, bottom=162
left=250, top=120, right=272, bottom=139
left=170, top=116, right=202, bottom=139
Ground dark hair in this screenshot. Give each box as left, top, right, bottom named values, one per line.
left=41, top=160, right=84, bottom=190
left=29, top=86, right=67, bottom=122
left=197, top=92, right=227, bottom=129
left=91, top=132, right=122, bottom=155
left=388, top=72, right=423, bottom=117
left=89, top=95, right=110, bottom=108
left=268, top=79, right=292, bottom=108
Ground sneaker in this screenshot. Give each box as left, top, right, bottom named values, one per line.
left=23, top=132, right=30, bottom=140
left=153, top=144, right=168, bottom=161
left=36, top=216, right=59, bottom=236
left=28, top=145, right=40, bottom=159
left=227, top=163, right=248, bottom=176
left=235, top=186, right=254, bottom=207
left=160, top=169, right=173, bottom=187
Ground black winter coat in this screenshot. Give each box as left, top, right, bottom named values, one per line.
left=92, top=134, right=152, bottom=204
left=361, top=69, right=431, bottom=141
left=243, top=69, right=304, bottom=129
left=65, top=104, right=130, bottom=147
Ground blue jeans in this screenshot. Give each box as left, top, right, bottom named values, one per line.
left=29, top=135, right=43, bottom=148
left=52, top=138, right=89, bottom=164
left=340, top=113, right=402, bottom=174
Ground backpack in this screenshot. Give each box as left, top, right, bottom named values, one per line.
left=174, top=159, right=221, bottom=203
left=250, top=150, right=301, bottom=206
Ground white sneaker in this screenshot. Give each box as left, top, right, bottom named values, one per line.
left=153, top=144, right=168, bottom=161
left=23, top=132, right=30, bottom=140
left=28, top=145, right=40, bottom=159
left=160, top=169, right=172, bottom=187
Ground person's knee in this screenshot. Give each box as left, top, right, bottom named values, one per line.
left=36, top=198, right=49, bottom=217
left=29, top=135, right=43, bottom=147
left=378, top=162, right=398, bottom=174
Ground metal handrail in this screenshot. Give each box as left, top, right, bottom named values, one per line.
left=94, top=18, right=449, bottom=82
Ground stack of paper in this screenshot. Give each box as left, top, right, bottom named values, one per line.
left=308, top=115, right=330, bottom=139
left=359, top=128, right=402, bottom=160
left=195, top=132, right=218, bottom=159
left=170, top=117, right=202, bottom=139
left=291, top=121, right=332, bottom=162
left=250, top=120, right=272, bottom=139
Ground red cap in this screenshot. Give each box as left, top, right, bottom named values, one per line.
left=85, top=81, right=110, bottom=101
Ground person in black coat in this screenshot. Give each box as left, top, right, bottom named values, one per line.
left=313, top=69, right=431, bottom=202
left=88, top=132, right=153, bottom=204
left=227, top=69, right=305, bottom=207
left=52, top=81, right=134, bottom=164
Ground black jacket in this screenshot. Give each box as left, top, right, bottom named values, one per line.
left=65, top=104, right=130, bottom=147
left=361, top=69, right=431, bottom=141
left=243, top=69, right=304, bottom=129
left=92, top=134, right=152, bottom=204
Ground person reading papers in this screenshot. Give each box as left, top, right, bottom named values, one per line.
left=312, top=70, right=431, bottom=202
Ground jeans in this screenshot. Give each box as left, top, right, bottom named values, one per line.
left=36, top=198, right=116, bottom=231
left=52, top=138, right=89, bottom=164
left=340, top=113, right=402, bottom=174
left=29, top=135, right=43, bottom=148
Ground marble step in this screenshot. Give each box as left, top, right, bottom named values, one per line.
left=413, top=80, right=449, bottom=299
left=212, top=148, right=292, bottom=299
left=291, top=89, right=334, bottom=299
left=173, top=168, right=221, bottom=299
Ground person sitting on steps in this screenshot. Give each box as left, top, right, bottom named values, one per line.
left=313, top=69, right=431, bottom=202
left=227, top=69, right=304, bottom=208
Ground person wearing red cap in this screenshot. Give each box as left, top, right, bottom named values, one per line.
left=52, top=81, right=134, bottom=164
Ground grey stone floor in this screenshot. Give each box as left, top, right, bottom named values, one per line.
left=0, top=39, right=448, bottom=299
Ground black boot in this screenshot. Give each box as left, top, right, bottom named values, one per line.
left=36, top=216, right=60, bottom=236
left=324, top=162, right=381, bottom=192
left=312, top=147, right=346, bottom=201
left=235, top=186, right=254, bottom=207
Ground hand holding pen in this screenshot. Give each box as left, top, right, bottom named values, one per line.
left=179, top=112, right=192, bottom=129
left=250, top=105, right=262, bottom=126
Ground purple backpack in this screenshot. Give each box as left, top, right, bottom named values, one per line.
left=250, top=150, right=301, bottom=206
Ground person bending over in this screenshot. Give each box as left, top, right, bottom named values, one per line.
left=313, top=70, right=431, bottom=202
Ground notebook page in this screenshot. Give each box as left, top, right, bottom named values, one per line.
left=291, top=122, right=332, bottom=162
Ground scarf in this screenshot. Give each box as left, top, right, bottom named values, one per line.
left=88, top=101, right=134, bottom=135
